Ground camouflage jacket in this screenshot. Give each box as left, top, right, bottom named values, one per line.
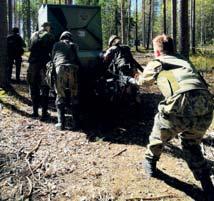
left=29, top=29, right=55, bottom=64
left=139, top=54, right=213, bottom=116
left=104, top=45, right=143, bottom=76
left=52, top=40, right=80, bottom=68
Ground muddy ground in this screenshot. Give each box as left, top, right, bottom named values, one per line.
left=0, top=55, right=213, bottom=201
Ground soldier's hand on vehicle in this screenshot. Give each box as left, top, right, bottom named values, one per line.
left=128, top=77, right=138, bottom=85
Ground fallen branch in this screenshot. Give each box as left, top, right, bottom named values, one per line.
left=112, top=148, right=127, bottom=158
left=25, top=158, right=47, bottom=189
left=25, top=158, right=38, bottom=181
left=27, top=152, right=49, bottom=177
left=125, top=194, right=178, bottom=201
left=24, top=176, right=33, bottom=199
left=25, top=138, right=43, bottom=159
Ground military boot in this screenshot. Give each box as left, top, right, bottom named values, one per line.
left=143, top=157, right=157, bottom=177
left=32, top=98, right=39, bottom=118
left=16, top=62, right=21, bottom=83
left=55, top=104, right=65, bottom=130
left=199, top=174, right=214, bottom=201
left=41, top=96, right=50, bottom=121
left=72, top=103, right=81, bottom=130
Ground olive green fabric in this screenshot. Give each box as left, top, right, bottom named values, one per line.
left=140, top=55, right=211, bottom=115
left=54, top=64, right=78, bottom=105
left=28, top=29, right=55, bottom=64
left=142, top=54, right=213, bottom=180
left=156, top=56, right=207, bottom=97
left=52, top=39, right=80, bottom=105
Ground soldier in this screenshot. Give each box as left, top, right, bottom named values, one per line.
left=27, top=22, right=55, bottom=120
left=7, top=27, right=26, bottom=82
left=138, top=34, right=213, bottom=200
left=52, top=31, right=81, bottom=130
left=102, top=35, right=143, bottom=108
left=104, top=35, right=143, bottom=78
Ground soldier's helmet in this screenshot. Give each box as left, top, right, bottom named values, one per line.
left=108, top=35, right=121, bottom=47
left=41, top=22, right=51, bottom=28
left=60, top=31, right=73, bottom=41
left=12, top=27, right=19, bottom=34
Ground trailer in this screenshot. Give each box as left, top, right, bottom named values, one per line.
left=38, top=4, right=103, bottom=70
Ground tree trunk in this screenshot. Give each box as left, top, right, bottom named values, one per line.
left=151, top=0, right=154, bottom=46
left=13, top=0, right=17, bottom=27
left=26, top=0, right=31, bottom=45
left=200, top=0, right=204, bottom=45
left=190, top=0, right=196, bottom=54
left=67, top=0, right=73, bottom=4
left=171, top=0, right=177, bottom=50
left=120, top=0, right=125, bottom=43
left=22, top=0, right=26, bottom=40
left=115, top=1, right=118, bottom=36
left=18, top=0, right=21, bottom=29
left=142, top=0, right=146, bottom=47
left=127, top=0, right=131, bottom=45
left=146, top=0, right=152, bottom=49
left=178, top=0, right=189, bottom=59
left=0, top=0, right=9, bottom=87
left=8, top=0, right=13, bottom=33
left=163, top=0, right=166, bottom=34
left=135, top=0, right=139, bottom=51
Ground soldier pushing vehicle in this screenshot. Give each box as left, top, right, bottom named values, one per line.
left=27, top=22, right=55, bottom=120
left=51, top=31, right=81, bottom=130
left=138, top=34, right=214, bottom=201
left=95, top=35, right=143, bottom=119
left=104, top=35, right=144, bottom=77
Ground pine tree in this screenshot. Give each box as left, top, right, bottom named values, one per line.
left=178, top=0, right=189, bottom=58
left=0, top=0, right=9, bottom=87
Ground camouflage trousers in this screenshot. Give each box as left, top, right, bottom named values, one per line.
left=145, top=107, right=213, bottom=180
left=27, top=62, right=49, bottom=109
left=54, top=64, right=78, bottom=105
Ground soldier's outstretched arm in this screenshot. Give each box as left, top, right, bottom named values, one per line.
left=137, top=60, right=162, bottom=85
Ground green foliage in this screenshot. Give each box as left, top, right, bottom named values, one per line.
left=195, top=0, right=214, bottom=45
left=75, top=0, right=99, bottom=5
left=0, top=89, right=7, bottom=98
left=13, top=0, right=214, bottom=49
left=99, top=0, right=118, bottom=48
left=190, top=47, right=214, bottom=70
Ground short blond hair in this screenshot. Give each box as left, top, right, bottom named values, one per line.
left=153, top=34, right=175, bottom=55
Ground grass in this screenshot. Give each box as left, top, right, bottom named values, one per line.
left=0, top=88, right=7, bottom=99
left=190, top=53, right=214, bottom=71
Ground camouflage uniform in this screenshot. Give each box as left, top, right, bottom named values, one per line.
left=52, top=33, right=80, bottom=130
left=140, top=55, right=213, bottom=180
left=7, top=30, right=25, bottom=82
left=27, top=29, right=55, bottom=118
left=104, top=45, right=143, bottom=77
left=52, top=40, right=79, bottom=104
